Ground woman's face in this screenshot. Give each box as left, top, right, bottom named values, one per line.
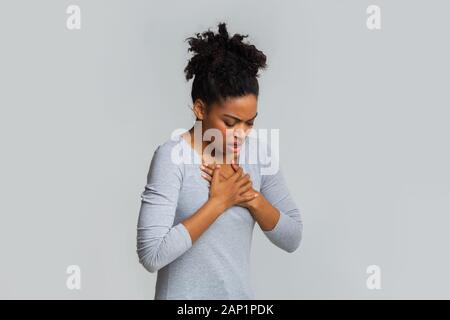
left=196, top=94, right=258, bottom=158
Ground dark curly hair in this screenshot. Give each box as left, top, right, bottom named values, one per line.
left=184, top=22, right=267, bottom=109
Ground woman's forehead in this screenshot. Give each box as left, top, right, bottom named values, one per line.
left=214, top=95, right=257, bottom=117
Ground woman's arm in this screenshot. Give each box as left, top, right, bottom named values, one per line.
left=180, top=198, right=225, bottom=243
left=137, top=144, right=254, bottom=273
left=137, top=144, right=193, bottom=273
left=248, top=166, right=303, bottom=253
left=199, top=161, right=303, bottom=253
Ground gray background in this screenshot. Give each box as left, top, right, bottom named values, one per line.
left=1, top=0, right=449, bottom=299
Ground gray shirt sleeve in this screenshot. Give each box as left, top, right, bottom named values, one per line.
left=136, top=143, right=192, bottom=273
left=260, top=166, right=303, bottom=253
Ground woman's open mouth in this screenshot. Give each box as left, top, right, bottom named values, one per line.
left=228, top=141, right=243, bottom=153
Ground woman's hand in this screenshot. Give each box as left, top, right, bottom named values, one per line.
left=204, top=163, right=258, bottom=211
left=200, top=162, right=260, bottom=209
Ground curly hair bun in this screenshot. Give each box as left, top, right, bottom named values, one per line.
left=184, top=22, right=267, bottom=81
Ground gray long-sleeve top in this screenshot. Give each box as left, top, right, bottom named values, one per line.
left=136, top=133, right=303, bottom=299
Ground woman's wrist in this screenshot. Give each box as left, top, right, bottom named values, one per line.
left=207, top=197, right=228, bottom=214
left=246, top=191, right=263, bottom=212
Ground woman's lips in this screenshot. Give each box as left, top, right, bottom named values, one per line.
left=228, top=141, right=243, bottom=152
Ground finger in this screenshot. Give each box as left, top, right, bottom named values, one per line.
left=239, top=192, right=259, bottom=202
left=239, top=181, right=252, bottom=194
left=210, top=167, right=226, bottom=180
left=201, top=172, right=212, bottom=182
left=230, top=166, right=244, bottom=182
left=212, top=164, right=221, bottom=183
left=203, top=159, right=216, bottom=167
left=204, top=160, right=215, bottom=166
left=210, top=165, right=227, bottom=180
left=231, top=163, right=240, bottom=172
left=237, top=173, right=251, bottom=185
left=202, top=161, right=214, bottom=169
left=200, top=164, right=214, bottom=176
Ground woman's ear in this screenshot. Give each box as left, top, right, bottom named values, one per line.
left=192, top=99, right=207, bottom=121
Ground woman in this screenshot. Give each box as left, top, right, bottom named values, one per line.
left=136, top=22, right=303, bottom=299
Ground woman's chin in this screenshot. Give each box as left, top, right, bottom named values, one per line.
left=226, top=144, right=240, bottom=154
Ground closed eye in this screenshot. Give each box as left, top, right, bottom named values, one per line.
left=224, top=121, right=254, bottom=127
left=222, top=112, right=257, bottom=127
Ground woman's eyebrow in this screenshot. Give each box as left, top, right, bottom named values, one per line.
left=223, top=112, right=258, bottom=121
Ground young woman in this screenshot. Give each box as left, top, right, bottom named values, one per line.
left=136, top=22, right=303, bottom=299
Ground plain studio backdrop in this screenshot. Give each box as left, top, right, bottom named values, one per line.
left=1, top=0, right=449, bottom=299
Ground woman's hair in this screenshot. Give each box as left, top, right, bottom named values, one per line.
left=184, top=22, right=267, bottom=109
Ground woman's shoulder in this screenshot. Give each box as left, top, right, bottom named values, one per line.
left=149, top=134, right=185, bottom=169
left=154, top=134, right=183, bottom=155
left=144, top=135, right=185, bottom=185
left=151, top=132, right=197, bottom=170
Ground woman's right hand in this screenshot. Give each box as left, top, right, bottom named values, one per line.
left=208, top=164, right=258, bottom=211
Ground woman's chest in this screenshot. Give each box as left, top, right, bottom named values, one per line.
left=175, top=164, right=261, bottom=223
